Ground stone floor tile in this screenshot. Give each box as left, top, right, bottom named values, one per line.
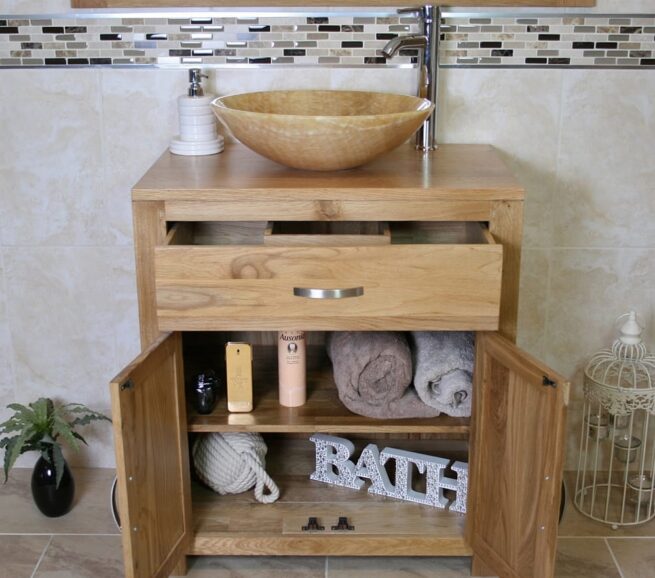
left=187, top=555, right=325, bottom=577
left=33, top=535, right=123, bottom=578
left=327, top=556, right=471, bottom=577
left=559, top=472, right=655, bottom=538
left=555, top=538, right=621, bottom=578
left=0, top=468, right=118, bottom=535
left=0, top=535, right=50, bottom=578
left=607, top=538, right=655, bottom=578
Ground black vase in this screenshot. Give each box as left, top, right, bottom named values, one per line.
left=31, top=454, right=75, bottom=517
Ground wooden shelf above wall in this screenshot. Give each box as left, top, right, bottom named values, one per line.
left=73, top=1, right=596, bottom=9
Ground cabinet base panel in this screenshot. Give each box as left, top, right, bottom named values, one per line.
left=190, top=535, right=472, bottom=557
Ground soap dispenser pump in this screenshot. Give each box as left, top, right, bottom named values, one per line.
left=188, top=68, right=208, bottom=97
left=170, top=68, right=224, bottom=156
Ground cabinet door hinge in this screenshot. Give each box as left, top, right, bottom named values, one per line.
left=542, top=376, right=557, bottom=388
left=121, top=379, right=135, bottom=391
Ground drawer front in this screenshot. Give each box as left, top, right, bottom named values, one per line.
left=154, top=245, right=503, bottom=331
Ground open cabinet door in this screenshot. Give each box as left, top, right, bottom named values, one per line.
left=110, top=332, right=191, bottom=578
left=467, top=332, right=569, bottom=578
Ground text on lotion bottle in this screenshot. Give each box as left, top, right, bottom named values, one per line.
left=278, top=331, right=306, bottom=407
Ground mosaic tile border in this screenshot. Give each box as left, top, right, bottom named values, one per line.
left=440, top=12, right=655, bottom=68
left=0, top=11, right=419, bottom=68
left=0, top=10, right=654, bottom=69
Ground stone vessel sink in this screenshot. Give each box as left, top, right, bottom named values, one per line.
left=211, top=90, right=434, bottom=171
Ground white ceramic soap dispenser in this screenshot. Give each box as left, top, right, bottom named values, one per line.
left=170, top=69, right=224, bottom=156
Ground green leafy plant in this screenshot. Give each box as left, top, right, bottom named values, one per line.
left=0, top=398, right=110, bottom=488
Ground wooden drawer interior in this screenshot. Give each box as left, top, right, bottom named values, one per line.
left=165, top=221, right=495, bottom=247
left=265, top=221, right=391, bottom=246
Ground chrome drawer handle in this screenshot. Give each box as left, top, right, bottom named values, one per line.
left=293, top=287, right=364, bottom=299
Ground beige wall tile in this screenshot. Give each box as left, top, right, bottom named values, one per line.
left=3, top=247, right=139, bottom=467
left=328, top=556, right=470, bottom=577
left=0, top=535, right=50, bottom=578
left=517, top=248, right=551, bottom=360
left=188, top=556, right=325, bottom=577
left=0, top=254, right=16, bottom=422
left=439, top=68, right=563, bottom=249
left=555, top=71, right=655, bottom=249
left=545, top=249, right=655, bottom=379
left=564, top=400, right=585, bottom=470
left=212, top=68, right=416, bottom=98
left=607, top=538, right=655, bottom=578
left=556, top=538, right=621, bottom=577
left=1, top=0, right=70, bottom=13
left=545, top=249, right=655, bottom=469
left=34, top=535, right=123, bottom=578
left=569, top=0, right=655, bottom=12
left=474, top=0, right=652, bottom=12
left=328, top=68, right=417, bottom=94
left=0, top=70, right=130, bottom=246
left=213, top=69, right=333, bottom=97
left=100, top=69, right=188, bottom=240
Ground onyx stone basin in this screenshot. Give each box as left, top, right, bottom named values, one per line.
left=211, top=90, right=434, bottom=171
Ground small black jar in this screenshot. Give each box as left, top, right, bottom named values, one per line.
left=190, top=370, right=220, bottom=414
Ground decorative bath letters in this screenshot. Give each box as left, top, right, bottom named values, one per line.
left=309, top=434, right=468, bottom=512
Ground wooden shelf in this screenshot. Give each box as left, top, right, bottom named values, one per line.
left=190, top=437, right=470, bottom=556
left=187, top=345, right=470, bottom=436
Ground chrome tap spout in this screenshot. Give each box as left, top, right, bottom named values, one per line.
left=381, top=34, right=428, bottom=58
left=382, top=6, right=439, bottom=151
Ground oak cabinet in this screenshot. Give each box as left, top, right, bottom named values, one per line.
left=110, top=143, right=568, bottom=578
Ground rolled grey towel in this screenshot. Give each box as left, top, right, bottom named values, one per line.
left=410, top=332, right=474, bottom=418
left=327, top=332, right=440, bottom=419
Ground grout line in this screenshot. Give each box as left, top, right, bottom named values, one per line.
left=29, top=534, right=53, bottom=578
left=605, top=537, right=626, bottom=578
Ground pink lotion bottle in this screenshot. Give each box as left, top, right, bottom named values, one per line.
left=278, top=331, right=306, bottom=407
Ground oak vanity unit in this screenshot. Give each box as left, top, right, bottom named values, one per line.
left=110, top=143, right=569, bottom=578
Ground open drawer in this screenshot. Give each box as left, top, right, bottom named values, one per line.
left=154, top=221, right=503, bottom=332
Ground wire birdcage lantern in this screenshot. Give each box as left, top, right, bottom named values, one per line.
left=575, top=311, right=655, bottom=528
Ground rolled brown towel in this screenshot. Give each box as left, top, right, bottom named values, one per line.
left=327, top=332, right=440, bottom=419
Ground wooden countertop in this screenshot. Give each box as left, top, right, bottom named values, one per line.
left=133, top=143, right=524, bottom=203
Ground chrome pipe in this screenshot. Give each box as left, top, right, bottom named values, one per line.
left=418, top=5, right=439, bottom=151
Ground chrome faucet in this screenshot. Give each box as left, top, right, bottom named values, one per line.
left=382, top=5, right=440, bottom=151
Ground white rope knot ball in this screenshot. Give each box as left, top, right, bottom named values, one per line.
left=192, top=432, right=280, bottom=504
